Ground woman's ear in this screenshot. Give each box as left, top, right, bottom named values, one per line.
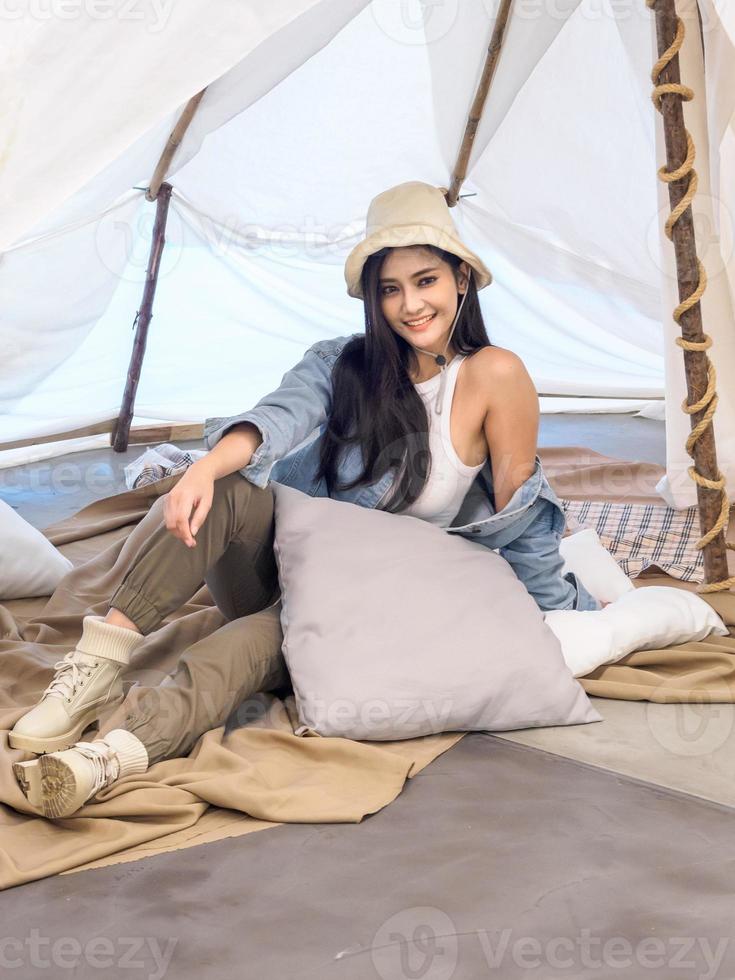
left=458, top=261, right=471, bottom=294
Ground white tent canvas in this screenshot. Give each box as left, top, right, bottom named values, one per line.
left=1, top=0, right=733, bottom=509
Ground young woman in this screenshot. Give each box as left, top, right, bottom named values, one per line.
left=10, top=181, right=603, bottom=819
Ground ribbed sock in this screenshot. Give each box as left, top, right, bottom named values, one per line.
left=76, top=614, right=145, bottom=666
left=102, top=728, right=149, bottom=776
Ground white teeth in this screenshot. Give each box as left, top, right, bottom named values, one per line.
left=406, top=313, right=435, bottom=326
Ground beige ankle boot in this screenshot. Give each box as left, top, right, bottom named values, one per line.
left=9, top=615, right=144, bottom=754
left=13, top=729, right=149, bottom=818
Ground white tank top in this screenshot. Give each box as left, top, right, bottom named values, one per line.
left=398, top=353, right=487, bottom=528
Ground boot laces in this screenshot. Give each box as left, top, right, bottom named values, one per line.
left=43, top=652, right=100, bottom=701
left=74, top=740, right=121, bottom=796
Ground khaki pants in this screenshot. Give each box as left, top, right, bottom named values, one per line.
left=99, top=472, right=288, bottom=766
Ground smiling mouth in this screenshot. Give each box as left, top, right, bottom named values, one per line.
left=404, top=313, right=437, bottom=329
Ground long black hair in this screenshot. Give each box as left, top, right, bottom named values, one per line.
left=315, top=244, right=493, bottom=512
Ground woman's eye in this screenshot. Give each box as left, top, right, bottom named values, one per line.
left=381, top=277, right=436, bottom=296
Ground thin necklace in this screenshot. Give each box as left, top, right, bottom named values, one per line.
left=410, top=288, right=469, bottom=415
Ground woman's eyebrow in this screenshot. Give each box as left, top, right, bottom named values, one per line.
left=379, top=266, right=439, bottom=284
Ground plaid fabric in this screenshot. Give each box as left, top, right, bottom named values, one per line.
left=561, top=498, right=706, bottom=583
left=124, top=443, right=208, bottom=491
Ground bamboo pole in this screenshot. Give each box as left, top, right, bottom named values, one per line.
left=147, top=88, right=207, bottom=201
left=445, top=0, right=515, bottom=207
left=646, top=0, right=732, bottom=589
left=112, top=183, right=173, bottom=452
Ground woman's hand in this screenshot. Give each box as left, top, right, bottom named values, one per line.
left=163, top=460, right=215, bottom=548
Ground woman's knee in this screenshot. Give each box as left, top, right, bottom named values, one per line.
left=211, top=472, right=275, bottom=527
left=204, top=476, right=278, bottom=620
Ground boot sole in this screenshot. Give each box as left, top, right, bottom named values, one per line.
left=13, top=756, right=82, bottom=819
left=8, top=700, right=116, bottom=755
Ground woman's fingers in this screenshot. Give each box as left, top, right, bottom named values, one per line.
left=164, top=491, right=197, bottom=546
left=175, top=513, right=196, bottom=547
left=189, top=497, right=212, bottom=540
left=162, top=466, right=215, bottom=547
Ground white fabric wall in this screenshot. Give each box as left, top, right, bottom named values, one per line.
left=0, top=0, right=372, bottom=250
left=1, top=0, right=732, bottom=507
left=0, top=0, right=372, bottom=445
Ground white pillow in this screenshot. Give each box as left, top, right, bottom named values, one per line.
left=544, top=586, right=729, bottom=677
left=0, top=498, right=74, bottom=600
left=559, top=527, right=635, bottom=604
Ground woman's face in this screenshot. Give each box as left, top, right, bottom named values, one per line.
left=378, top=247, right=469, bottom=353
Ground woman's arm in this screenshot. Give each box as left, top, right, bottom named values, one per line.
left=498, top=499, right=603, bottom=611
left=202, top=340, right=344, bottom=487
left=478, top=347, right=539, bottom=512
left=477, top=347, right=602, bottom=612
left=196, top=422, right=263, bottom=481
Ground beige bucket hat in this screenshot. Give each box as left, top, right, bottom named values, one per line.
left=344, top=180, right=492, bottom=299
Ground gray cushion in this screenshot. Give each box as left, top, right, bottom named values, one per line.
left=272, top=483, right=602, bottom=740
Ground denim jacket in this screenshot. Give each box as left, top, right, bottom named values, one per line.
left=203, top=335, right=601, bottom=613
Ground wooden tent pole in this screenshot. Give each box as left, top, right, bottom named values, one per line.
left=112, top=182, right=173, bottom=452
left=147, top=87, right=207, bottom=202
left=110, top=88, right=207, bottom=451
left=445, top=0, right=515, bottom=207
left=646, top=0, right=733, bottom=591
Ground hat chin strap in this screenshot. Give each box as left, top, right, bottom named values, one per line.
left=410, top=286, right=469, bottom=416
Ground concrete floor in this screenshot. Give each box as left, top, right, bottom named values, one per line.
left=3, top=735, right=735, bottom=979
left=5, top=413, right=735, bottom=977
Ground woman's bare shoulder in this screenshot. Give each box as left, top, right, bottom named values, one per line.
left=467, top=345, right=529, bottom=381
left=467, top=346, right=537, bottom=419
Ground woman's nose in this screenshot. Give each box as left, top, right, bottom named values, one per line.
left=402, top=290, right=427, bottom=316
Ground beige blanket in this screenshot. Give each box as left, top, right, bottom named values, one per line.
left=1, top=447, right=733, bottom=889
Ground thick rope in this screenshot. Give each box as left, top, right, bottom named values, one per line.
left=645, top=0, right=735, bottom=593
